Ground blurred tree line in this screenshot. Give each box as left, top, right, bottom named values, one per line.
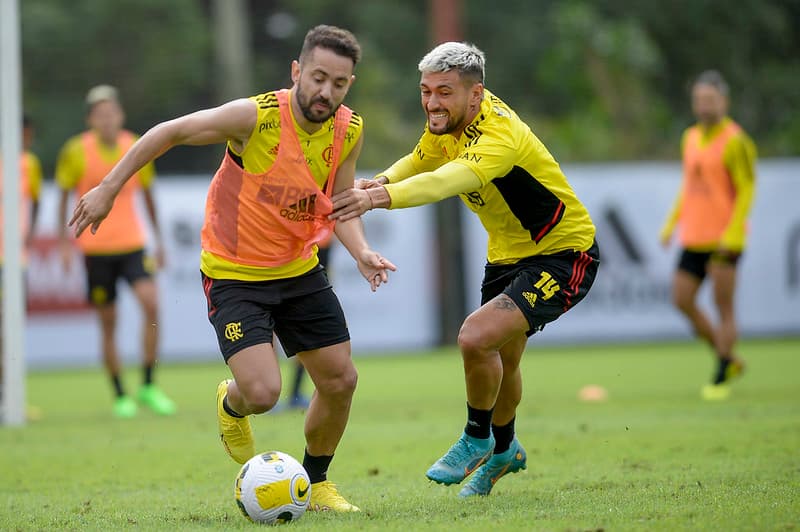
left=20, top=0, right=800, bottom=177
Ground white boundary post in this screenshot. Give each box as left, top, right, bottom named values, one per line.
left=1, top=0, right=27, bottom=426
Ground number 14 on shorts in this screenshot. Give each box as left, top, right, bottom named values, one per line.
left=534, top=271, right=560, bottom=300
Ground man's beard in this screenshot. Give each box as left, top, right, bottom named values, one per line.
left=296, top=84, right=339, bottom=123
left=427, top=111, right=463, bottom=135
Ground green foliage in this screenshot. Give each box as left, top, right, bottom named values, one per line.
left=21, top=0, right=211, bottom=175
left=1, top=338, right=799, bottom=530
left=19, top=0, right=799, bottom=175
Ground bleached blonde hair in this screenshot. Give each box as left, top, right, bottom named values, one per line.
left=418, top=42, right=485, bottom=84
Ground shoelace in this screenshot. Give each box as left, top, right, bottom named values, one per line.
left=440, top=439, right=479, bottom=467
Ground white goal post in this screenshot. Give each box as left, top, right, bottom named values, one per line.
left=1, top=0, right=27, bottom=426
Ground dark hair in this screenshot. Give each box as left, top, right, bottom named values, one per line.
left=694, top=70, right=729, bottom=97
left=300, top=25, right=361, bottom=67
left=22, top=113, right=33, bottom=128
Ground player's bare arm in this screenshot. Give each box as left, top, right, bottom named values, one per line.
left=70, top=99, right=257, bottom=237
left=353, top=174, right=388, bottom=189
left=142, top=188, right=165, bottom=268
left=330, top=135, right=397, bottom=291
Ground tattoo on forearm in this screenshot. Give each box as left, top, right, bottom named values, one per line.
left=492, top=295, right=518, bottom=311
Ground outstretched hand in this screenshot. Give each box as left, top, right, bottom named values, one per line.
left=69, top=185, right=115, bottom=237
left=354, top=178, right=382, bottom=190
left=356, top=249, right=397, bottom=292
left=330, top=188, right=372, bottom=222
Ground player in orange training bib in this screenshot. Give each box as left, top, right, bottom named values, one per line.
left=660, top=70, right=757, bottom=401
left=69, top=25, right=394, bottom=513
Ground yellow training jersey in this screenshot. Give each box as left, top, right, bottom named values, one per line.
left=384, top=89, right=595, bottom=264
left=56, top=131, right=155, bottom=189
left=200, top=90, right=364, bottom=281
left=22, top=151, right=43, bottom=202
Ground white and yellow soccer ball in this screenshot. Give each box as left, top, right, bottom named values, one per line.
left=234, top=451, right=311, bottom=524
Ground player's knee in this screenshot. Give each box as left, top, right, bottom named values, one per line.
left=141, top=302, right=158, bottom=321
left=317, top=365, right=358, bottom=398
left=240, top=383, right=281, bottom=414
left=672, top=291, right=694, bottom=314
left=457, top=322, right=489, bottom=356
left=713, top=290, right=735, bottom=311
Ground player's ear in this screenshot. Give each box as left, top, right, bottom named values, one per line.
left=471, top=83, right=484, bottom=106
left=290, top=60, right=301, bottom=85
left=472, top=83, right=483, bottom=101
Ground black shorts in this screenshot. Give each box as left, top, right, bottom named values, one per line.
left=677, top=248, right=741, bottom=281
left=84, top=249, right=152, bottom=305
left=481, top=241, right=600, bottom=336
left=202, top=266, right=349, bottom=361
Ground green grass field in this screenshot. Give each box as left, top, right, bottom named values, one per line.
left=1, top=338, right=798, bottom=531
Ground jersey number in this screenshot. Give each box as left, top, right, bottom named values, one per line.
left=534, top=271, right=560, bottom=300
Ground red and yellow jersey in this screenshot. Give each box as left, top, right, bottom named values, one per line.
left=383, top=89, right=595, bottom=264
left=56, top=130, right=155, bottom=255
left=200, top=89, right=364, bottom=281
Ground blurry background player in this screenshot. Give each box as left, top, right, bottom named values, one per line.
left=0, top=114, right=43, bottom=419
left=20, top=115, right=42, bottom=248
left=56, top=85, right=175, bottom=418
left=660, top=70, right=757, bottom=401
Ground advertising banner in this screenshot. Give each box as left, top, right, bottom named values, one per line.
left=21, top=160, right=800, bottom=367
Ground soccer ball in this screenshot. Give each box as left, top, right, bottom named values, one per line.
left=234, top=451, right=311, bottom=524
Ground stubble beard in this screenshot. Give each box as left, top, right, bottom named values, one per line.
left=297, top=84, right=339, bottom=123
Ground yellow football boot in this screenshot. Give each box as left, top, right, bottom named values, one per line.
left=308, top=481, right=360, bottom=512
left=702, top=357, right=745, bottom=401
left=216, top=379, right=255, bottom=464
left=725, top=358, right=746, bottom=381
left=701, top=383, right=732, bottom=401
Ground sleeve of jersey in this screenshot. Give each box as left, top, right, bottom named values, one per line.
left=26, top=153, right=43, bottom=200
left=448, top=129, right=514, bottom=184
left=659, top=130, right=690, bottom=241
left=384, top=162, right=483, bottom=209
left=659, top=194, right=683, bottom=242
left=720, top=133, right=757, bottom=251
left=382, top=134, right=449, bottom=183
left=380, top=153, right=419, bottom=183
left=54, top=138, right=84, bottom=190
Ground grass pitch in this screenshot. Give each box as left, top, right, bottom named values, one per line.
left=1, top=338, right=798, bottom=531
